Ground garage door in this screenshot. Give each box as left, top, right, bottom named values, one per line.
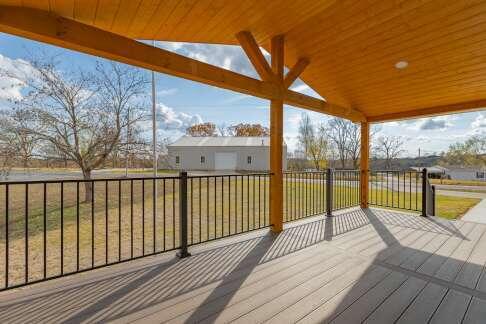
left=215, top=152, right=237, bottom=170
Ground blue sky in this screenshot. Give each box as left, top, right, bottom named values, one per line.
left=0, top=32, right=484, bottom=156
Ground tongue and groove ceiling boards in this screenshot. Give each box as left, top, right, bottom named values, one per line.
left=1, top=0, right=486, bottom=122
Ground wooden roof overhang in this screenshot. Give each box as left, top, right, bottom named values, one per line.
left=1, top=1, right=486, bottom=123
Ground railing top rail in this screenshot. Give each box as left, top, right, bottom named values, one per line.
left=283, top=170, right=327, bottom=174
left=370, top=169, right=420, bottom=172
left=188, top=172, right=271, bottom=179
left=0, top=175, right=180, bottom=185
left=0, top=172, right=276, bottom=185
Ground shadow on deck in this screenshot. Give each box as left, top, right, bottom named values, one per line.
left=0, top=208, right=485, bottom=323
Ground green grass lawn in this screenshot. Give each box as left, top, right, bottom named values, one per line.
left=369, top=187, right=479, bottom=220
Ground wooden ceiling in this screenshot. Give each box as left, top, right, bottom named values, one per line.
left=1, top=0, right=486, bottom=122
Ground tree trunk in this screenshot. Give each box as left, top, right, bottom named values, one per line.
left=82, top=169, right=93, bottom=203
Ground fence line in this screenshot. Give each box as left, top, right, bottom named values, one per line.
left=0, top=168, right=436, bottom=291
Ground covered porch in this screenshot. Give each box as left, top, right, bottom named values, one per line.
left=0, top=207, right=485, bottom=323
left=1, top=1, right=486, bottom=323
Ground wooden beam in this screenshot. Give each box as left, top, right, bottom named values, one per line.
left=236, top=31, right=274, bottom=82
left=270, top=34, right=284, bottom=233
left=283, top=58, right=309, bottom=88
left=367, top=99, right=486, bottom=123
left=0, top=6, right=365, bottom=122
left=284, top=91, right=365, bottom=122
left=360, top=122, right=370, bottom=208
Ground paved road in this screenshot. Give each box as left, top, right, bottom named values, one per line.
left=433, top=184, right=486, bottom=192
left=0, top=169, right=178, bottom=182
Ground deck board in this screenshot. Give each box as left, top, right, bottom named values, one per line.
left=1, top=207, right=486, bottom=324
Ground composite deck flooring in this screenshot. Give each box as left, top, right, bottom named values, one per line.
left=1, top=207, right=486, bottom=323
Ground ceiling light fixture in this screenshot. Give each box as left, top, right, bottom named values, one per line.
left=395, top=61, right=409, bottom=69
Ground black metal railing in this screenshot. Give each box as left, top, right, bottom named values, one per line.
left=0, top=172, right=274, bottom=291
left=369, top=170, right=422, bottom=212
left=283, top=169, right=361, bottom=222
left=332, top=170, right=361, bottom=210
left=283, top=171, right=327, bottom=222
left=186, top=173, right=271, bottom=246
left=369, top=169, right=435, bottom=216
left=0, top=176, right=183, bottom=291
left=0, top=168, right=436, bottom=291
left=423, top=169, right=436, bottom=217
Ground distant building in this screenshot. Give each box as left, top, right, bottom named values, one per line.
left=410, top=165, right=486, bottom=181
left=167, top=136, right=287, bottom=171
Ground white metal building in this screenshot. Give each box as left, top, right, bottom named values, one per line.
left=167, top=136, right=287, bottom=171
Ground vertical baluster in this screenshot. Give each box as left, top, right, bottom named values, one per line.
left=190, top=178, right=193, bottom=242
left=43, top=183, right=46, bottom=279
left=153, top=178, right=156, bottom=253
left=164, top=179, right=167, bottom=250
left=263, top=175, right=267, bottom=225
left=105, top=181, right=108, bottom=264
left=172, top=178, right=175, bottom=248
left=5, top=184, right=8, bottom=287
left=228, top=176, right=231, bottom=235
left=59, top=182, right=62, bottom=275
left=206, top=178, right=209, bottom=240
left=130, top=179, right=133, bottom=258
left=118, top=180, right=121, bottom=261
left=240, top=176, right=245, bottom=232
left=253, top=175, right=256, bottom=228
left=221, top=177, right=224, bottom=236
left=142, top=179, right=145, bottom=255
left=76, top=182, right=79, bottom=271
left=199, top=177, right=202, bottom=243
left=214, top=177, right=217, bottom=238
left=409, top=172, right=412, bottom=210
left=247, top=175, right=250, bottom=230
left=91, top=181, right=94, bottom=268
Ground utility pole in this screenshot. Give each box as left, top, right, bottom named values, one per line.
left=152, top=40, right=157, bottom=177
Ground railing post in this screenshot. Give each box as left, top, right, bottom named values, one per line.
left=326, top=168, right=333, bottom=217
left=431, top=185, right=436, bottom=216
left=421, top=168, right=428, bottom=217
left=177, top=171, right=191, bottom=258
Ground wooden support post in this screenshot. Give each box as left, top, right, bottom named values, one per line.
left=360, top=122, right=370, bottom=208
left=270, top=35, right=284, bottom=233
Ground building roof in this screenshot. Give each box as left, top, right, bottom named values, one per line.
left=2, top=1, right=486, bottom=123
left=410, top=166, right=448, bottom=173
left=410, top=165, right=486, bottom=173
left=168, top=136, right=286, bottom=148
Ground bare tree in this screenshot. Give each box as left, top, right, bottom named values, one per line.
left=298, top=113, right=329, bottom=170
left=326, top=118, right=358, bottom=169
left=373, top=135, right=405, bottom=169
left=217, top=123, right=233, bottom=136
left=0, top=132, right=17, bottom=179
left=0, top=108, right=40, bottom=168
left=3, top=57, right=148, bottom=201
left=346, top=123, right=361, bottom=169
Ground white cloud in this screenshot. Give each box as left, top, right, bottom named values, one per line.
left=156, top=103, right=202, bottom=131
left=158, top=41, right=257, bottom=78
left=0, top=54, right=34, bottom=102
left=139, top=103, right=203, bottom=141
left=156, top=88, right=178, bottom=97
left=290, top=84, right=310, bottom=92
left=472, top=113, right=486, bottom=129
left=221, top=94, right=251, bottom=104
left=410, top=116, right=454, bottom=131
